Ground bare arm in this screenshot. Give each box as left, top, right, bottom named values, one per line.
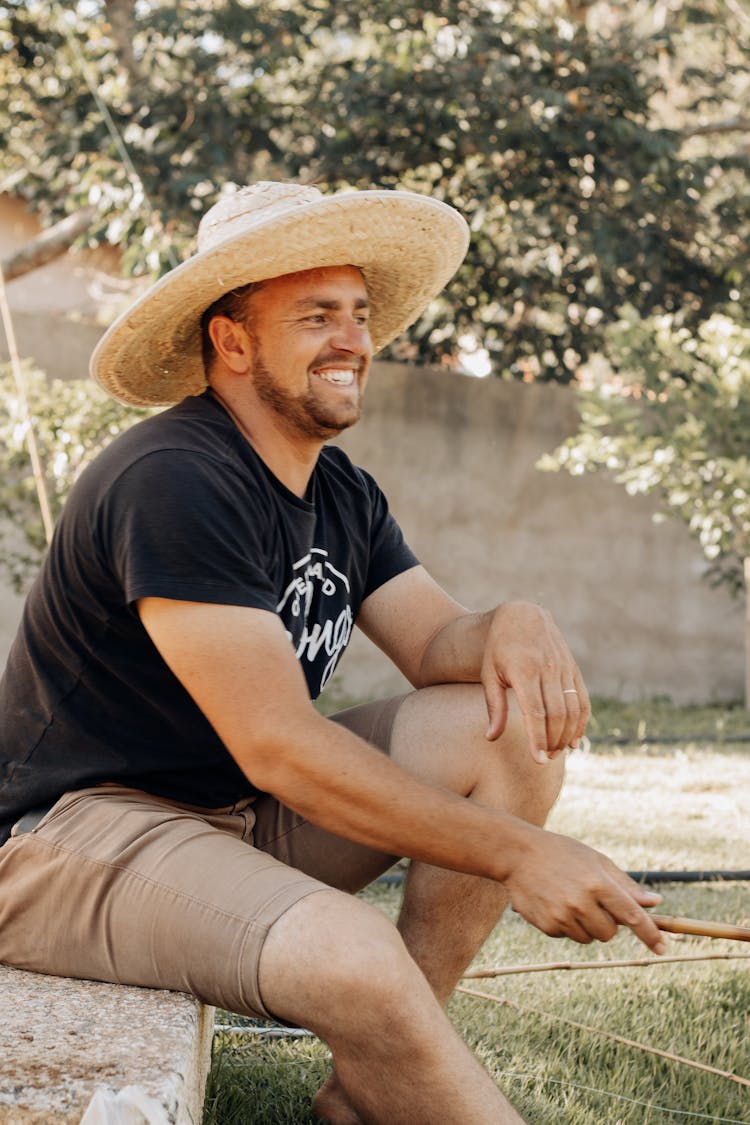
left=358, top=566, right=590, bottom=763
left=138, top=597, right=524, bottom=873
left=137, top=596, right=663, bottom=953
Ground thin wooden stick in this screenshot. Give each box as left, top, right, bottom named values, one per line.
left=0, top=264, right=54, bottom=543
left=456, top=985, right=750, bottom=1089
left=652, top=914, right=750, bottom=942
left=462, top=951, right=750, bottom=979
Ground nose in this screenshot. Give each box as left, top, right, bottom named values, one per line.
left=329, top=316, right=372, bottom=356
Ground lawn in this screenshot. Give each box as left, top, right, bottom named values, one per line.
left=203, top=700, right=750, bottom=1124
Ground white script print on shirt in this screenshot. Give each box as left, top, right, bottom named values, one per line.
left=276, top=548, right=354, bottom=691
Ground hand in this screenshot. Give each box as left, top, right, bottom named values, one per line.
left=505, top=826, right=667, bottom=954
left=481, top=601, right=590, bottom=762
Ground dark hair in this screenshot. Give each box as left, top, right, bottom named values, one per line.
left=200, top=281, right=265, bottom=374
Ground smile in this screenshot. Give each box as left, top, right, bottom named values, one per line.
left=312, top=368, right=357, bottom=386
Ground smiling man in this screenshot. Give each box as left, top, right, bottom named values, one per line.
left=0, top=182, right=664, bottom=1124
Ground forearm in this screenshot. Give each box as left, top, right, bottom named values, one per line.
left=242, top=709, right=533, bottom=883
left=415, top=608, right=493, bottom=687
left=241, top=712, right=666, bottom=957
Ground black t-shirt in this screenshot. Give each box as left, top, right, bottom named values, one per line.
left=0, top=391, right=418, bottom=839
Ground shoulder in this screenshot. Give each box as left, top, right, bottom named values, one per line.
left=98, top=393, right=238, bottom=476
left=59, top=394, right=275, bottom=557
left=318, top=445, right=384, bottom=501
left=73, top=393, right=257, bottom=506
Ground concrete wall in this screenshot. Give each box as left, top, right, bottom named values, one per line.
left=0, top=363, right=741, bottom=704
left=331, top=363, right=744, bottom=704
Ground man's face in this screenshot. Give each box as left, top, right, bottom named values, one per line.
left=243, top=265, right=373, bottom=442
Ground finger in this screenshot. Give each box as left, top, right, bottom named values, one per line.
left=554, top=918, right=594, bottom=945
left=573, top=908, right=619, bottom=944
left=571, top=666, right=591, bottom=743
left=482, top=672, right=508, bottom=741
left=544, top=678, right=584, bottom=752
left=511, top=669, right=572, bottom=762
left=562, top=686, right=583, bottom=750
left=614, top=869, right=664, bottom=910
left=600, top=883, right=667, bottom=955
left=632, top=885, right=663, bottom=908
left=508, top=675, right=551, bottom=762
left=529, top=912, right=591, bottom=944
left=543, top=742, right=569, bottom=761
left=554, top=665, right=590, bottom=750
left=521, top=703, right=551, bottom=764
left=541, top=680, right=569, bottom=752
left=537, top=646, right=583, bottom=752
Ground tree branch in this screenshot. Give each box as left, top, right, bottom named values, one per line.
left=104, top=0, right=144, bottom=86
left=1, top=207, right=97, bottom=283
left=683, top=116, right=750, bottom=138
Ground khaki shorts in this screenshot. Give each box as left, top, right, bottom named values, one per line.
left=0, top=695, right=406, bottom=1019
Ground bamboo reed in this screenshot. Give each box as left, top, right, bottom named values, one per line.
left=462, top=950, right=750, bottom=978
left=652, top=914, right=750, bottom=942
left=456, top=985, right=750, bottom=1089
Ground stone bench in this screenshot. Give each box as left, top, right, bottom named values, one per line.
left=0, top=966, right=214, bottom=1124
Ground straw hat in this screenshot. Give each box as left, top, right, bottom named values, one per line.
left=90, top=181, right=470, bottom=407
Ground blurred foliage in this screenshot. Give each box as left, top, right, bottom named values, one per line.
left=0, top=363, right=150, bottom=590
left=1, top=0, right=748, bottom=374
left=540, top=308, right=750, bottom=594
left=1, top=0, right=749, bottom=593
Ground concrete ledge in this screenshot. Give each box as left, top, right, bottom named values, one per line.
left=0, top=966, right=214, bottom=1124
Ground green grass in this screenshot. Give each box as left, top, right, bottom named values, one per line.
left=203, top=702, right=750, bottom=1124
left=586, top=696, right=750, bottom=745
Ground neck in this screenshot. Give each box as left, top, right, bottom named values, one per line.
left=209, top=385, right=322, bottom=498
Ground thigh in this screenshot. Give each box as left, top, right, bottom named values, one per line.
left=252, top=693, right=410, bottom=891
left=0, top=785, right=330, bottom=1018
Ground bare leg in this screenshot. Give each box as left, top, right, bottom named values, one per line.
left=258, top=888, right=526, bottom=1124
left=392, top=684, right=565, bottom=1002
left=314, top=684, right=564, bottom=1120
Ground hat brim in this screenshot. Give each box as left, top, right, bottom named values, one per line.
left=89, top=190, right=470, bottom=407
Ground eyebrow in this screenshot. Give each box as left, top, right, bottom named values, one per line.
left=292, top=296, right=369, bottom=311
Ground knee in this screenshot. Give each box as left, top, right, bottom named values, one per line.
left=324, top=917, right=439, bottom=1050
left=392, top=682, right=565, bottom=826
left=324, top=900, right=420, bottom=1004
left=259, top=890, right=427, bottom=1035
left=513, top=742, right=566, bottom=827
left=475, top=698, right=567, bottom=827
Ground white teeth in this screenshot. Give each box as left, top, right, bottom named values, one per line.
left=315, top=369, right=355, bottom=385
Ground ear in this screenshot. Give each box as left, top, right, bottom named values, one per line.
left=208, top=315, right=253, bottom=374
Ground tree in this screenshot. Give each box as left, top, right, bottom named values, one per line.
left=0, top=0, right=306, bottom=271
left=0, top=363, right=149, bottom=591
left=539, top=307, right=750, bottom=702
left=1, top=0, right=748, bottom=373
left=1, top=0, right=749, bottom=635
left=277, top=0, right=750, bottom=373
left=541, top=307, right=750, bottom=594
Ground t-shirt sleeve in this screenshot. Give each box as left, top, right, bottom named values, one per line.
left=101, top=449, right=279, bottom=610
left=359, top=468, right=419, bottom=599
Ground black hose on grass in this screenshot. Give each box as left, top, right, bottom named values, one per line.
left=375, top=870, right=750, bottom=887
left=629, top=870, right=750, bottom=884
left=588, top=734, right=750, bottom=745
